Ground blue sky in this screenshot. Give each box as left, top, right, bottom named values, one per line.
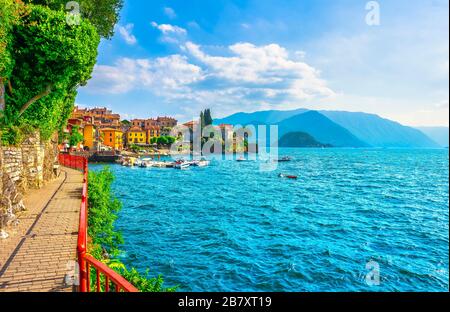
left=76, top=0, right=449, bottom=126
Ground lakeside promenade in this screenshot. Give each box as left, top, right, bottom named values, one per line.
left=0, top=168, right=83, bottom=292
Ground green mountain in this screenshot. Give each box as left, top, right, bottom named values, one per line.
left=277, top=111, right=367, bottom=147
left=278, top=132, right=332, bottom=148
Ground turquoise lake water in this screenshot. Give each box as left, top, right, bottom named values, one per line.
left=91, top=148, right=449, bottom=292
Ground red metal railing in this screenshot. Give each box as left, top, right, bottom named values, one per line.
left=59, top=153, right=138, bottom=292
left=58, top=154, right=86, bottom=171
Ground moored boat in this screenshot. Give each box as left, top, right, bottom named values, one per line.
left=275, top=156, right=292, bottom=162
left=174, top=162, right=190, bottom=169
left=279, top=173, right=298, bottom=180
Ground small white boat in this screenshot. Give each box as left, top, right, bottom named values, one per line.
left=174, top=162, right=190, bottom=169
left=194, top=160, right=210, bottom=167
left=138, top=158, right=154, bottom=168
left=140, top=161, right=152, bottom=168
left=193, top=158, right=210, bottom=167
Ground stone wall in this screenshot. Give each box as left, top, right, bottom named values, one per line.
left=0, top=132, right=58, bottom=236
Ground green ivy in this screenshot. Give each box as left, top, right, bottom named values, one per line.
left=1, top=1, right=102, bottom=143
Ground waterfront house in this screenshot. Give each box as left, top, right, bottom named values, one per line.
left=83, top=124, right=96, bottom=150
left=146, top=126, right=161, bottom=144
left=127, top=126, right=147, bottom=145
left=100, top=128, right=124, bottom=150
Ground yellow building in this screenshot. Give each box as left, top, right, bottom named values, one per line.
left=127, top=127, right=147, bottom=145
left=146, top=126, right=160, bottom=144
left=100, top=128, right=123, bottom=150
left=83, top=124, right=95, bottom=150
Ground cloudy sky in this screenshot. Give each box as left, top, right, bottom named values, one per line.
left=76, top=0, right=449, bottom=126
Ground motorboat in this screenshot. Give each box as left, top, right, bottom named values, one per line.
left=193, top=160, right=210, bottom=167
left=275, top=156, right=292, bottom=162
left=139, top=158, right=154, bottom=168
left=279, top=173, right=298, bottom=180
left=174, top=162, right=190, bottom=169
left=174, top=159, right=191, bottom=169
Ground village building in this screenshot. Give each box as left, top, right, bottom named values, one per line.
left=127, top=126, right=147, bottom=145
left=100, top=128, right=124, bottom=150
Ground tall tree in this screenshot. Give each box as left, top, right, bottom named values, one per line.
left=23, top=0, right=123, bottom=38
left=204, top=109, right=213, bottom=126
left=200, top=111, right=205, bottom=130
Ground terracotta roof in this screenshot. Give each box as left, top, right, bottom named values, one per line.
left=128, top=126, right=146, bottom=132
left=100, top=128, right=123, bottom=133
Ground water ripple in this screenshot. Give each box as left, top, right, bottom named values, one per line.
left=91, top=148, right=449, bottom=292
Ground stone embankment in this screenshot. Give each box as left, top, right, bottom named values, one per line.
left=0, top=133, right=59, bottom=238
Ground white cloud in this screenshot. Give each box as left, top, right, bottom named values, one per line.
left=151, top=22, right=187, bottom=44
left=184, top=41, right=334, bottom=99
left=85, top=55, right=203, bottom=96
left=163, top=7, right=177, bottom=19
left=117, top=24, right=137, bottom=45
left=84, top=41, right=334, bottom=119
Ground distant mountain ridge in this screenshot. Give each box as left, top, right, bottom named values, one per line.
left=215, top=108, right=440, bottom=148
left=415, top=127, right=449, bottom=147
left=320, top=111, right=439, bottom=148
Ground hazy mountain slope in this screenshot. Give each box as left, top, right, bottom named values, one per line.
left=321, top=111, right=440, bottom=148
left=215, top=108, right=440, bottom=148
left=277, top=111, right=368, bottom=147
left=214, top=108, right=308, bottom=125
left=416, top=127, right=449, bottom=147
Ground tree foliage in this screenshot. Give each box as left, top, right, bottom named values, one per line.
left=69, top=125, right=84, bottom=147
left=6, top=4, right=100, bottom=140
left=0, top=0, right=22, bottom=81
left=1, top=0, right=121, bottom=145
left=23, top=0, right=123, bottom=38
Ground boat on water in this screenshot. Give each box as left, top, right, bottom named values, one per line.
left=236, top=157, right=247, bottom=162
left=139, top=158, right=154, bottom=168
left=279, top=173, right=298, bottom=180
left=174, top=161, right=190, bottom=169
left=275, top=156, right=292, bottom=162
left=122, top=157, right=137, bottom=167
left=193, top=160, right=210, bottom=167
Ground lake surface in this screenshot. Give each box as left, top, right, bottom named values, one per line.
left=91, top=148, right=449, bottom=292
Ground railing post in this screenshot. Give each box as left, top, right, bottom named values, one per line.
left=78, top=249, right=87, bottom=292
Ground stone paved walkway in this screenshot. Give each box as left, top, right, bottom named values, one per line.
left=0, top=168, right=83, bottom=292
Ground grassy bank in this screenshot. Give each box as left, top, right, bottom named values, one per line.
left=87, top=166, right=177, bottom=292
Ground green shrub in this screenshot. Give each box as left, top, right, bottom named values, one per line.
left=68, top=125, right=84, bottom=148
left=88, top=167, right=177, bottom=292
